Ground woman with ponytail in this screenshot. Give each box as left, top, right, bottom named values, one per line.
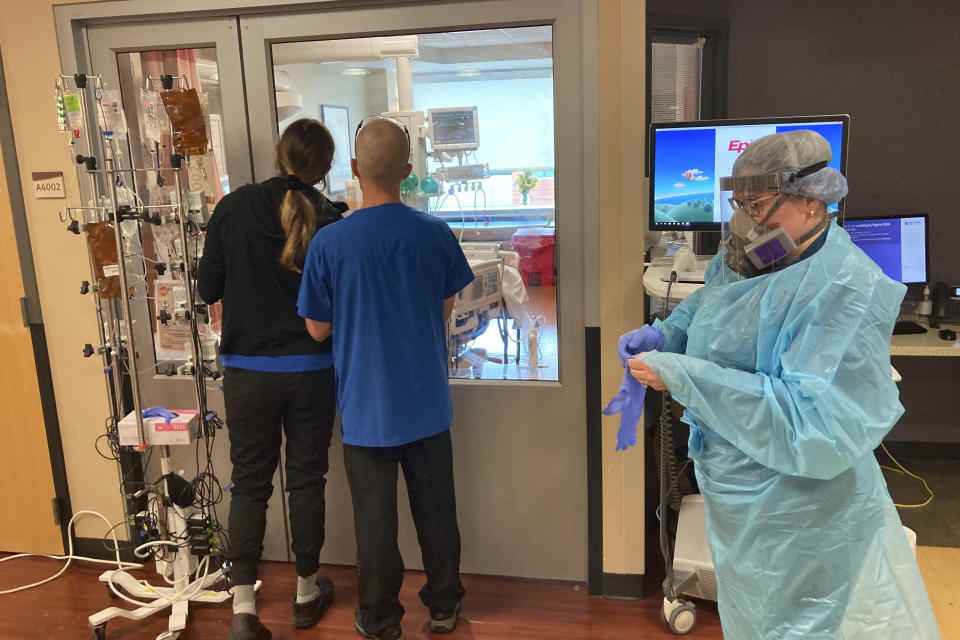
left=198, top=118, right=345, bottom=640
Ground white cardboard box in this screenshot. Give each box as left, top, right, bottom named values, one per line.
left=118, top=409, right=200, bottom=446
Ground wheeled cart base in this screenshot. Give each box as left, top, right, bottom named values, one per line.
left=88, top=568, right=261, bottom=640
left=660, top=595, right=697, bottom=635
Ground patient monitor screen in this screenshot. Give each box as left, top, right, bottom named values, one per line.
left=429, top=107, right=479, bottom=150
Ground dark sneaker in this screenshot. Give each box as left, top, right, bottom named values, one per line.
left=429, top=601, right=462, bottom=633
left=354, top=612, right=405, bottom=640
left=230, top=613, right=272, bottom=640
left=292, top=576, right=335, bottom=628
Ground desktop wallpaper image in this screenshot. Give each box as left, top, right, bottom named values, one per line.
left=653, top=127, right=717, bottom=224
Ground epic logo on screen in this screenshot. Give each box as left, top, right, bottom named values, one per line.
left=728, top=140, right=754, bottom=152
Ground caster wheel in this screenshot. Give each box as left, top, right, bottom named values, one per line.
left=668, top=603, right=696, bottom=635
left=105, top=582, right=119, bottom=599
left=91, top=623, right=106, bottom=639
left=660, top=606, right=667, bottom=625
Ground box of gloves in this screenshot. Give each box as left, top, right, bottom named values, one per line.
left=118, top=409, right=200, bottom=446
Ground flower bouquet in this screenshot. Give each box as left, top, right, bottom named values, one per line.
left=515, top=170, right=539, bottom=206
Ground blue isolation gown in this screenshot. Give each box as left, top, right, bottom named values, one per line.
left=640, top=222, right=940, bottom=639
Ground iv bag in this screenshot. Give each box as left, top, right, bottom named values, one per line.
left=62, top=92, right=84, bottom=130
left=86, top=222, right=123, bottom=299
left=140, top=88, right=169, bottom=143
left=160, top=88, right=208, bottom=155
left=96, top=89, right=128, bottom=135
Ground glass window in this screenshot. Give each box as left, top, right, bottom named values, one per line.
left=272, top=27, right=558, bottom=381
left=650, top=38, right=702, bottom=123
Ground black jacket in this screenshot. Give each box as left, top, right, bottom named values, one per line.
left=197, top=177, right=346, bottom=356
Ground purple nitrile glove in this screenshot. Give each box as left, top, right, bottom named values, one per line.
left=617, top=326, right=664, bottom=367
left=142, top=406, right=178, bottom=423
left=602, top=369, right=648, bottom=451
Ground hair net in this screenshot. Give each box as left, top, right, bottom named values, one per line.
left=720, top=129, right=849, bottom=205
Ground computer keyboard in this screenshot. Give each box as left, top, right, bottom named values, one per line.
left=893, top=320, right=927, bottom=335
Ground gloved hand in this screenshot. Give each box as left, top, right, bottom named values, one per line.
left=602, top=370, right=647, bottom=451
left=617, top=326, right=664, bottom=367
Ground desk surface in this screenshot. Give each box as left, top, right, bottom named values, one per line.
left=642, top=259, right=712, bottom=300
left=890, top=318, right=960, bottom=356
left=642, top=270, right=960, bottom=356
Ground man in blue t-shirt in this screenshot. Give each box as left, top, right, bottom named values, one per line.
left=298, top=118, right=474, bottom=640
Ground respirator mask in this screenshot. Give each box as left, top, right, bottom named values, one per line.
left=720, top=161, right=830, bottom=278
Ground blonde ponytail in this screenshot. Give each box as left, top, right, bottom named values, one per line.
left=279, top=188, right=317, bottom=272
left=274, top=118, right=335, bottom=272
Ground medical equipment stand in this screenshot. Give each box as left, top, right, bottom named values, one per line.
left=657, top=391, right=697, bottom=635
left=56, top=72, right=240, bottom=639
left=643, top=263, right=702, bottom=634
left=656, top=390, right=697, bottom=635
left=87, top=445, right=259, bottom=640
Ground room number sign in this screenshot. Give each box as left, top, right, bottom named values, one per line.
left=32, top=171, right=66, bottom=199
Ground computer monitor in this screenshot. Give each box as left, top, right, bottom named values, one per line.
left=649, top=115, right=849, bottom=231
left=428, top=106, right=480, bottom=151
left=843, top=214, right=929, bottom=284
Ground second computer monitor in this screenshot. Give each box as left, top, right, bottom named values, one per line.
left=843, top=214, right=929, bottom=284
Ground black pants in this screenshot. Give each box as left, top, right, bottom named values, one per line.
left=223, top=366, right=336, bottom=585
left=343, top=429, right=466, bottom=632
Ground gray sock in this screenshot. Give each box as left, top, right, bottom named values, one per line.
left=233, top=584, right=256, bottom=616
left=296, top=573, right=320, bottom=603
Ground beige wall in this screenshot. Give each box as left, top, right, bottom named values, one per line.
left=0, top=0, right=124, bottom=539
left=598, top=0, right=647, bottom=576
left=0, top=136, right=65, bottom=554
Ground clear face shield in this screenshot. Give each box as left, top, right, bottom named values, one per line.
left=719, top=173, right=796, bottom=279
left=719, top=164, right=830, bottom=280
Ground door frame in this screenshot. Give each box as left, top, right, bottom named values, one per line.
left=81, top=16, right=279, bottom=556
left=243, top=0, right=592, bottom=582
left=84, top=16, right=255, bottom=393
left=55, top=0, right=603, bottom=587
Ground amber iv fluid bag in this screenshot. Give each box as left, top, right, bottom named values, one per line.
left=159, top=88, right=208, bottom=155
left=86, top=222, right=122, bottom=299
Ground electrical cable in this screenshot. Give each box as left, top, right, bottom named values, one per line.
left=654, top=278, right=691, bottom=605
left=472, top=183, right=487, bottom=233
left=137, top=359, right=183, bottom=378
left=0, top=510, right=143, bottom=595
left=658, top=391, right=680, bottom=600
left=880, top=442, right=935, bottom=509
left=497, top=314, right=523, bottom=344
left=664, top=270, right=678, bottom=318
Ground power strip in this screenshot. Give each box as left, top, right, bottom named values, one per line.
left=437, top=163, right=488, bottom=181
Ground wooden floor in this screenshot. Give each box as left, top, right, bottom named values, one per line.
left=916, top=546, right=960, bottom=638
left=1, top=548, right=954, bottom=639
left=0, top=557, right=721, bottom=640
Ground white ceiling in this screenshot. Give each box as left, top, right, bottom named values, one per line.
left=270, top=26, right=553, bottom=77
left=416, top=26, right=552, bottom=48
left=197, top=27, right=554, bottom=86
